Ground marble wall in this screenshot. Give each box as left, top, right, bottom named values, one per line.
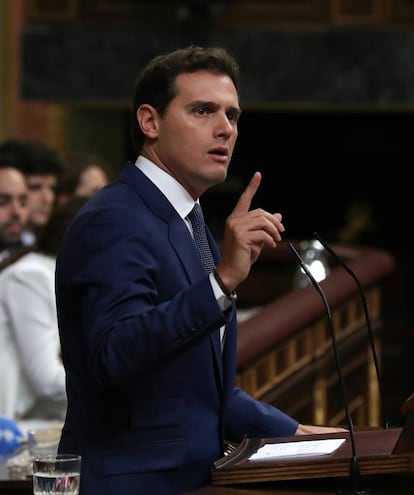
left=21, top=24, right=414, bottom=107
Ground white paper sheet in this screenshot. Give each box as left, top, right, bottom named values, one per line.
left=248, top=438, right=346, bottom=460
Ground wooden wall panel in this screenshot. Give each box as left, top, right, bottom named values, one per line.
left=27, top=0, right=78, bottom=21
left=388, top=0, right=414, bottom=23
left=331, top=0, right=385, bottom=25
left=219, top=1, right=331, bottom=28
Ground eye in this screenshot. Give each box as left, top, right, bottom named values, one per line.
left=194, top=105, right=208, bottom=116
left=28, top=184, right=42, bottom=192
left=227, top=109, right=241, bottom=123
left=227, top=111, right=238, bottom=122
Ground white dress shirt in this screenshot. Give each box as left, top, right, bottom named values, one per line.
left=135, top=156, right=231, bottom=345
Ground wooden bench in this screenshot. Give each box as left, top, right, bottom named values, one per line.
left=235, top=240, right=395, bottom=427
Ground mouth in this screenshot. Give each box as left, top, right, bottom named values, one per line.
left=6, top=223, right=23, bottom=234
left=208, top=146, right=229, bottom=161
left=34, top=209, right=52, bottom=221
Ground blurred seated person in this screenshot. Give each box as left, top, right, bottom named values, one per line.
left=0, top=196, right=86, bottom=421
left=56, top=151, right=111, bottom=205
left=0, top=139, right=63, bottom=246
left=0, top=165, right=28, bottom=266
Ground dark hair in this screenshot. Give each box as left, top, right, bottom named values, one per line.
left=36, top=196, right=87, bottom=257
left=130, top=45, right=240, bottom=155
left=57, top=151, right=112, bottom=197
left=0, top=139, right=63, bottom=177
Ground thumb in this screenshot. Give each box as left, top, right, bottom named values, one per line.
left=231, top=171, right=262, bottom=215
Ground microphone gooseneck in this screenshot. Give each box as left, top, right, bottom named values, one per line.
left=289, top=242, right=372, bottom=495
left=313, top=232, right=389, bottom=431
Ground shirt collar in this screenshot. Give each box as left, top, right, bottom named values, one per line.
left=135, top=156, right=196, bottom=220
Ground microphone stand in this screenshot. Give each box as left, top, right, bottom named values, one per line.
left=289, top=242, right=373, bottom=495
left=313, top=232, right=389, bottom=431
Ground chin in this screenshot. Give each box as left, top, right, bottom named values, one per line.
left=214, top=165, right=228, bottom=181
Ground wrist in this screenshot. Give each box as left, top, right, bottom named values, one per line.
left=213, top=269, right=237, bottom=302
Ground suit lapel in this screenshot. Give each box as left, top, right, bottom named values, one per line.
left=120, top=162, right=224, bottom=383
left=169, top=214, right=225, bottom=388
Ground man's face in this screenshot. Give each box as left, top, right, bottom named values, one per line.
left=142, top=70, right=241, bottom=199
left=0, top=168, right=29, bottom=247
left=26, top=174, right=57, bottom=231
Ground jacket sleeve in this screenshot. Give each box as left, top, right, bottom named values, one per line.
left=223, top=387, right=298, bottom=443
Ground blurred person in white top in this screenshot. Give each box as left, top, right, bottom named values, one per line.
left=0, top=196, right=86, bottom=421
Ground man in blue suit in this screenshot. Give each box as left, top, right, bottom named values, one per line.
left=56, top=46, right=343, bottom=495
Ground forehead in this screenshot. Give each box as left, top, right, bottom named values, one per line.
left=81, top=165, right=108, bottom=180
left=26, top=174, right=57, bottom=185
left=174, top=70, right=239, bottom=104
left=0, top=168, right=27, bottom=193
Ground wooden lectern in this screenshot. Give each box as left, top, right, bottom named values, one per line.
left=212, top=395, right=414, bottom=486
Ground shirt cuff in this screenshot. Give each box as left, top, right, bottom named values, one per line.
left=209, top=272, right=232, bottom=310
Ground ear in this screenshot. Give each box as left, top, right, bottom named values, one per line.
left=136, top=104, right=159, bottom=139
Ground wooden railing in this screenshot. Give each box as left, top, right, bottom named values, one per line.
left=235, top=240, right=395, bottom=428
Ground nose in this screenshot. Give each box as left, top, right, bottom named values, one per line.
left=215, top=112, right=235, bottom=139
left=10, top=199, right=26, bottom=219
left=41, top=186, right=55, bottom=204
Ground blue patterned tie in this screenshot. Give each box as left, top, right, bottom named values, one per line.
left=188, top=203, right=215, bottom=274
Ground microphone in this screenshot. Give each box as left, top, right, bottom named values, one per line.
left=289, top=242, right=371, bottom=495
left=313, top=232, right=389, bottom=431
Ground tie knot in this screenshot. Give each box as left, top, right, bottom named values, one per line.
left=188, top=203, right=205, bottom=229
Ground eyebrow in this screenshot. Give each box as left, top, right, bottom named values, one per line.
left=190, top=100, right=242, bottom=115
left=230, top=106, right=242, bottom=118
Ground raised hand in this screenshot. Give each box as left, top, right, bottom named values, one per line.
left=215, top=171, right=285, bottom=292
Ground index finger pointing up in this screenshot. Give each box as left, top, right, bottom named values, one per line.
left=231, top=171, right=262, bottom=216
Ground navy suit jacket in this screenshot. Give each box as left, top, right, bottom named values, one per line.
left=56, top=162, right=298, bottom=495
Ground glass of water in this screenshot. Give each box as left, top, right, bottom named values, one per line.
left=32, top=454, right=81, bottom=495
